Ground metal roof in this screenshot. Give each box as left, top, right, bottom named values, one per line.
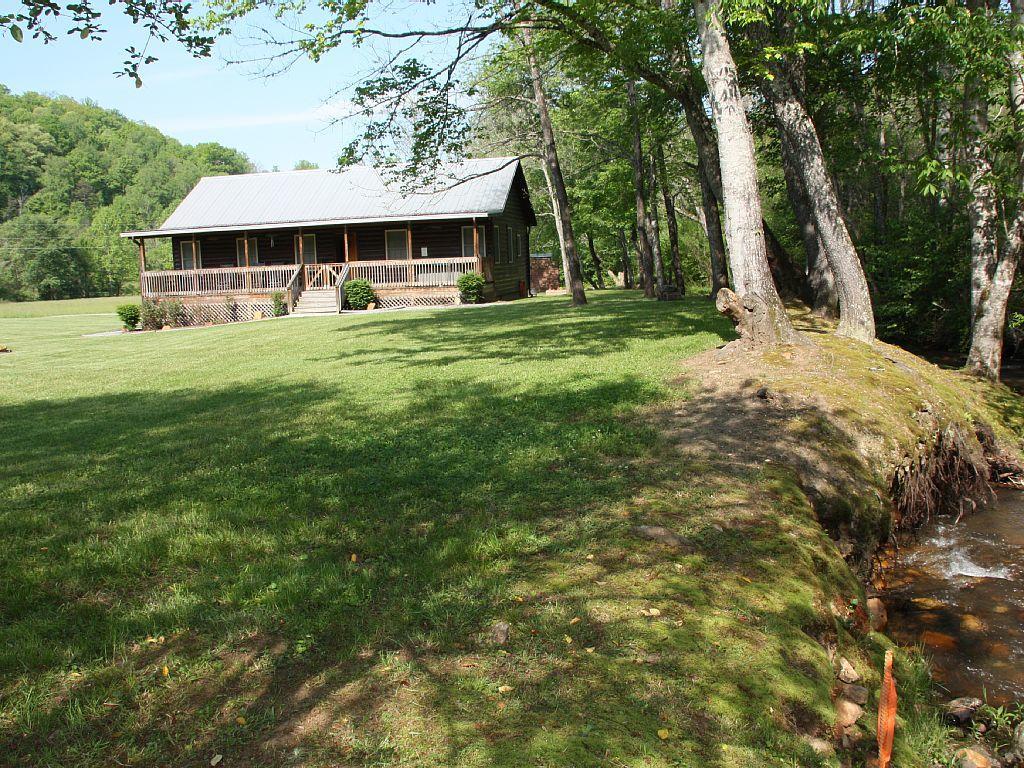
left=122, top=157, right=524, bottom=238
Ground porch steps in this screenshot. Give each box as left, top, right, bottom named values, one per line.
left=292, top=288, right=338, bottom=316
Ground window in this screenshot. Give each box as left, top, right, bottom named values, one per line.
left=385, top=229, right=409, bottom=260
left=180, top=240, right=201, bottom=270
left=235, top=237, right=258, bottom=266
left=516, top=232, right=523, bottom=263
left=293, top=234, right=317, bottom=264
left=507, top=227, right=515, bottom=264
left=461, top=225, right=486, bottom=259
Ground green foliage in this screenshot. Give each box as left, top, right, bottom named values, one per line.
left=0, top=214, right=90, bottom=300
left=163, top=300, right=185, bottom=327
left=139, top=300, right=166, bottom=330
left=456, top=272, right=486, bottom=304
left=116, top=303, right=140, bottom=330
left=345, top=279, right=376, bottom=310
left=272, top=291, right=287, bottom=316
left=0, top=86, right=251, bottom=301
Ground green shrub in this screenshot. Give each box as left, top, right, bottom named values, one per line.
left=272, top=292, right=287, bottom=317
left=116, top=303, right=141, bottom=330
left=163, top=300, right=186, bottom=327
left=345, top=279, right=376, bottom=310
left=140, top=300, right=167, bottom=330
left=457, top=273, right=486, bottom=304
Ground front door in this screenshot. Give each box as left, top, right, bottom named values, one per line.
left=294, top=233, right=317, bottom=264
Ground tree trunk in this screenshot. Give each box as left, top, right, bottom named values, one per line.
left=965, top=0, right=1023, bottom=378
left=648, top=157, right=667, bottom=294
left=656, top=145, right=686, bottom=293
left=587, top=232, right=606, bottom=289
left=764, top=64, right=874, bottom=341
left=779, top=128, right=838, bottom=317
left=697, top=153, right=729, bottom=297
left=617, top=228, right=634, bottom=288
left=540, top=162, right=570, bottom=286
left=692, top=0, right=797, bottom=344
left=626, top=79, right=657, bottom=297
left=763, top=219, right=804, bottom=300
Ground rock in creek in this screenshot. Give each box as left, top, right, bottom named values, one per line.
left=945, top=697, right=984, bottom=726
left=1013, top=720, right=1024, bottom=757
left=837, top=657, right=860, bottom=684
left=866, top=597, right=888, bottom=632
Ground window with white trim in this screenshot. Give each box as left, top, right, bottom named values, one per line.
left=515, top=232, right=523, bottom=263
left=507, top=227, right=515, bottom=264
left=461, top=225, right=486, bottom=259
left=293, top=234, right=317, bottom=264
left=180, top=240, right=201, bottom=270
left=385, top=229, right=409, bottom=260
left=235, top=237, right=258, bottom=267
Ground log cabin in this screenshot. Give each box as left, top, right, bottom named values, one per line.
left=121, top=157, right=536, bottom=321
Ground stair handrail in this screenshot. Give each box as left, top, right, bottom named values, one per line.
left=284, top=264, right=304, bottom=314
left=334, top=263, right=351, bottom=313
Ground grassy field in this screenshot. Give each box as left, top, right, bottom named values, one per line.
left=0, top=295, right=138, bottom=318
left=0, top=292, right=998, bottom=767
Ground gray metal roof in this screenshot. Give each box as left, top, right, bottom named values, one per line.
left=122, top=157, right=523, bottom=238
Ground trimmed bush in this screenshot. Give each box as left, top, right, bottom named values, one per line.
left=140, top=300, right=167, bottom=330
left=457, top=273, right=486, bottom=304
left=272, top=292, right=287, bottom=317
left=345, top=279, right=376, bottom=310
left=116, top=303, right=141, bottom=330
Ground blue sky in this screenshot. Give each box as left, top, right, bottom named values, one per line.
left=0, top=2, right=477, bottom=171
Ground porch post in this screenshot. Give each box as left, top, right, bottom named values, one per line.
left=406, top=223, right=414, bottom=285
left=473, top=217, right=482, bottom=275
left=343, top=226, right=350, bottom=262
left=136, top=238, right=147, bottom=298
left=244, top=230, right=251, bottom=292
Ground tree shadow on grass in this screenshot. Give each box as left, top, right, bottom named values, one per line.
left=317, top=292, right=734, bottom=369
left=0, top=357, right=859, bottom=768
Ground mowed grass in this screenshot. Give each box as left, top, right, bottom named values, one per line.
left=1, top=293, right=874, bottom=767
left=0, top=294, right=138, bottom=318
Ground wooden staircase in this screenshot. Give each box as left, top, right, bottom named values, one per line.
left=292, top=288, right=338, bottom=316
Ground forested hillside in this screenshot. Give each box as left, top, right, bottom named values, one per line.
left=0, top=86, right=252, bottom=300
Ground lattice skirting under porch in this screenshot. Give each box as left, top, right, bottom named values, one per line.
left=375, top=292, right=460, bottom=310
left=152, top=298, right=276, bottom=326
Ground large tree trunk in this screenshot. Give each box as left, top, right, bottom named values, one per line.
left=626, top=79, right=657, bottom=297
left=965, top=0, right=1023, bottom=378
left=779, top=128, right=838, bottom=317
left=764, top=64, right=875, bottom=341
left=525, top=30, right=587, bottom=306
left=586, top=232, right=606, bottom=289
left=540, top=162, right=571, bottom=286
left=692, top=0, right=797, bottom=344
left=656, top=145, right=686, bottom=293
left=648, top=157, right=667, bottom=294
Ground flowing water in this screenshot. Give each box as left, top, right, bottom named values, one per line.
left=884, top=489, right=1024, bottom=704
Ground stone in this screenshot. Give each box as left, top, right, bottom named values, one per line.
left=1013, top=720, right=1024, bottom=756
left=804, top=736, right=833, bottom=756
left=837, top=657, right=860, bottom=684
left=840, top=684, right=869, bottom=706
left=488, top=621, right=511, bottom=646
left=921, top=630, right=958, bottom=651
left=632, top=525, right=691, bottom=551
left=945, top=697, right=984, bottom=726
left=961, top=614, right=987, bottom=633
left=953, top=746, right=994, bottom=768
left=866, top=597, right=888, bottom=631
left=835, top=698, right=864, bottom=728
left=755, top=386, right=770, bottom=399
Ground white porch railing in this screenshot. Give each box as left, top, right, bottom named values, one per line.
left=141, top=257, right=479, bottom=299
left=141, top=264, right=298, bottom=297
left=348, top=257, right=478, bottom=288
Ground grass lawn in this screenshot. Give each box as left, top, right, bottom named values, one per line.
left=0, top=295, right=138, bottom=319
left=0, top=292, right=952, bottom=767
